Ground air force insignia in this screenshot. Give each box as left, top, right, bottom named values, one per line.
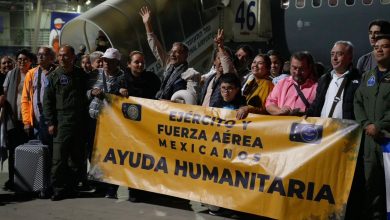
left=367, top=75, right=375, bottom=87
left=59, top=75, right=70, bottom=85
left=122, top=103, right=142, bottom=121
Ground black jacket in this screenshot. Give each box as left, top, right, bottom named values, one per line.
left=307, top=67, right=361, bottom=120
left=199, top=73, right=223, bottom=107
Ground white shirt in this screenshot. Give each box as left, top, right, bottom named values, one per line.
left=320, top=70, right=349, bottom=119
left=33, top=69, right=49, bottom=121
left=49, top=28, right=60, bottom=47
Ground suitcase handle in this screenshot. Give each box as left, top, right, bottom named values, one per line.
left=28, top=140, right=42, bottom=145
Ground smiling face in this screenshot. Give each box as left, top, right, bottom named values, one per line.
left=331, top=43, right=352, bottom=74
left=81, top=56, right=92, bottom=73
left=91, top=57, right=103, bottom=70
left=1, top=56, right=14, bottom=74
left=251, top=55, right=270, bottom=80
left=169, top=43, right=187, bottom=66
left=16, top=54, right=32, bottom=73
left=374, top=38, right=390, bottom=66
left=129, top=53, right=145, bottom=75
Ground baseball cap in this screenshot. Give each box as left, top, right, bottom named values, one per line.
left=54, top=18, right=65, bottom=25
left=102, top=48, right=121, bottom=61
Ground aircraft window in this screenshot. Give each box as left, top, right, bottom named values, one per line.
left=179, top=0, right=202, bottom=38
left=381, top=0, right=390, bottom=4
left=329, top=0, right=337, bottom=6
left=312, top=0, right=321, bottom=7
left=281, top=0, right=290, bottom=9
left=296, top=0, right=305, bottom=8
left=346, top=0, right=354, bottom=5
left=362, top=0, right=372, bottom=4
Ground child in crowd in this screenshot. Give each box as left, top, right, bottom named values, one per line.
left=213, top=73, right=246, bottom=110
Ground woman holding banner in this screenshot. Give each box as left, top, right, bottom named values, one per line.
left=237, top=54, right=274, bottom=120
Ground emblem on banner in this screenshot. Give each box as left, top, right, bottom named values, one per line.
left=289, top=123, right=323, bottom=144
left=122, top=103, right=142, bottom=121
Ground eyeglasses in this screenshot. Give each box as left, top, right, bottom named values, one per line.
left=374, top=44, right=390, bottom=50
left=220, top=86, right=236, bottom=92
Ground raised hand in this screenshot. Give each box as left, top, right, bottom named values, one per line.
left=214, top=29, right=224, bottom=48
left=139, top=6, right=152, bottom=24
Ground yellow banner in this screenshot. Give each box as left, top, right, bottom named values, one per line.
left=90, top=95, right=362, bottom=219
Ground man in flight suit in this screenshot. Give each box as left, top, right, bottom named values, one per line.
left=43, top=45, right=88, bottom=201
left=354, top=34, right=390, bottom=219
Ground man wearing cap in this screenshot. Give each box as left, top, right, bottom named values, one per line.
left=354, top=34, right=390, bottom=219
left=49, top=18, right=65, bottom=54
left=88, top=48, right=123, bottom=103
left=43, top=45, right=89, bottom=201
left=88, top=48, right=123, bottom=198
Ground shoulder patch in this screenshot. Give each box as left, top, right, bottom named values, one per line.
left=59, top=74, right=70, bottom=85
left=367, top=75, right=375, bottom=87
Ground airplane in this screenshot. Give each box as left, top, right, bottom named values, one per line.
left=272, top=0, right=390, bottom=65
left=60, top=0, right=390, bottom=74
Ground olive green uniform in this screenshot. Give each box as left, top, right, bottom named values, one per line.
left=43, top=66, right=88, bottom=192
left=354, top=68, right=390, bottom=219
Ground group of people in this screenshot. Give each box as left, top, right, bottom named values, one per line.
left=0, top=5, right=390, bottom=219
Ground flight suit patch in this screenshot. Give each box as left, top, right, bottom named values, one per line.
left=60, top=75, right=70, bottom=85
left=367, top=76, right=375, bottom=87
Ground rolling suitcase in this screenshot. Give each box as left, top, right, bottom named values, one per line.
left=14, top=140, right=50, bottom=198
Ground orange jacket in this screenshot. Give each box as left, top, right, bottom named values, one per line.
left=21, top=66, right=39, bottom=127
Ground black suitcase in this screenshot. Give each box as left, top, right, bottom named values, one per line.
left=14, top=140, right=49, bottom=197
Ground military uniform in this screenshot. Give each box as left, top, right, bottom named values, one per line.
left=43, top=66, right=88, bottom=193
left=354, top=67, right=390, bottom=219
